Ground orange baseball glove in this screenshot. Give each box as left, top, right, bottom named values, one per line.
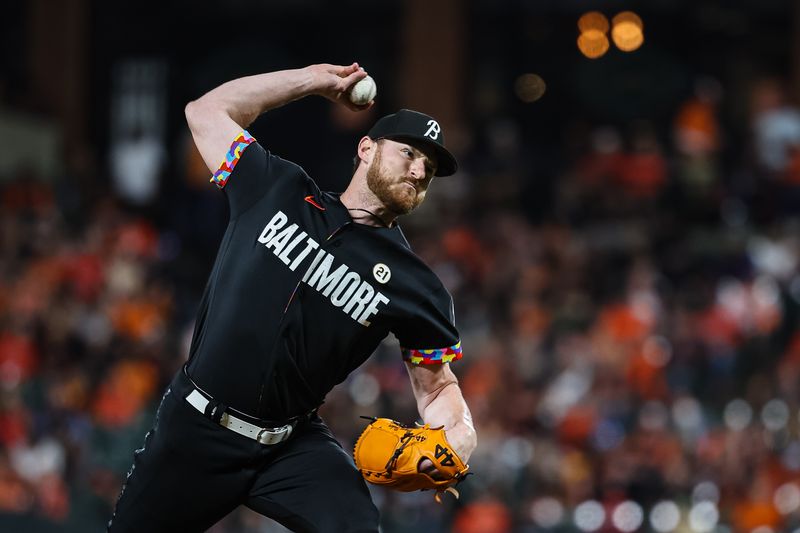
left=353, top=417, right=469, bottom=503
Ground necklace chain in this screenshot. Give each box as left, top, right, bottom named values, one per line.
left=347, top=208, right=391, bottom=228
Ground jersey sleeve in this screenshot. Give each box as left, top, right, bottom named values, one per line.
left=209, top=130, right=281, bottom=219
left=394, top=285, right=463, bottom=365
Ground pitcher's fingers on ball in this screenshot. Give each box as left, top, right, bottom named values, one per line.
left=349, top=75, right=377, bottom=106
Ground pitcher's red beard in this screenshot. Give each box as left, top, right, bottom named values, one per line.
left=366, top=149, right=426, bottom=215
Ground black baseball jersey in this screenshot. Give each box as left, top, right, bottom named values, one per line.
left=185, top=131, right=463, bottom=421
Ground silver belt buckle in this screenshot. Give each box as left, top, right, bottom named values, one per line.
left=257, top=424, right=292, bottom=445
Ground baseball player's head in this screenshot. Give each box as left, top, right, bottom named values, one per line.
left=352, top=109, right=458, bottom=215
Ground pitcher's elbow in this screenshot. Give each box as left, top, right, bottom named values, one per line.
left=184, top=100, right=203, bottom=129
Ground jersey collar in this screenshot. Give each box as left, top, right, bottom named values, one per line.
left=319, top=191, right=411, bottom=249
left=319, top=191, right=353, bottom=229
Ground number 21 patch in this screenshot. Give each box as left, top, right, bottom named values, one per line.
left=373, top=263, right=391, bottom=284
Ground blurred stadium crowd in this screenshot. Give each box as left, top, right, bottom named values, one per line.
left=2, top=61, right=800, bottom=533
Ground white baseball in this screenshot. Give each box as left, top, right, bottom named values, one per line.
left=349, top=75, right=377, bottom=105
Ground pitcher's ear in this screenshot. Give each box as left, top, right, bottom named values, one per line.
left=357, top=136, right=377, bottom=164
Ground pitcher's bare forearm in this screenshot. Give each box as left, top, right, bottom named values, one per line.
left=185, top=63, right=368, bottom=173
left=406, top=362, right=477, bottom=462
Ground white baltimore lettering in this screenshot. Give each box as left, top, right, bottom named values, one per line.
left=343, top=280, right=374, bottom=317
left=302, top=249, right=327, bottom=282
left=278, top=230, right=308, bottom=265
left=330, top=271, right=361, bottom=307
left=358, top=292, right=390, bottom=326
left=266, top=223, right=298, bottom=255
left=289, top=238, right=319, bottom=271
left=258, top=211, right=288, bottom=244
left=259, top=210, right=391, bottom=326
left=308, top=254, right=348, bottom=297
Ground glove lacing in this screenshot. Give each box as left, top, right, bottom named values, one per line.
left=384, top=430, right=416, bottom=476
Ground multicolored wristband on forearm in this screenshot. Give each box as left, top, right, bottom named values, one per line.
left=401, top=341, right=463, bottom=365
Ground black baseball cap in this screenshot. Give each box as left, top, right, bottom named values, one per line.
left=367, top=109, right=458, bottom=177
